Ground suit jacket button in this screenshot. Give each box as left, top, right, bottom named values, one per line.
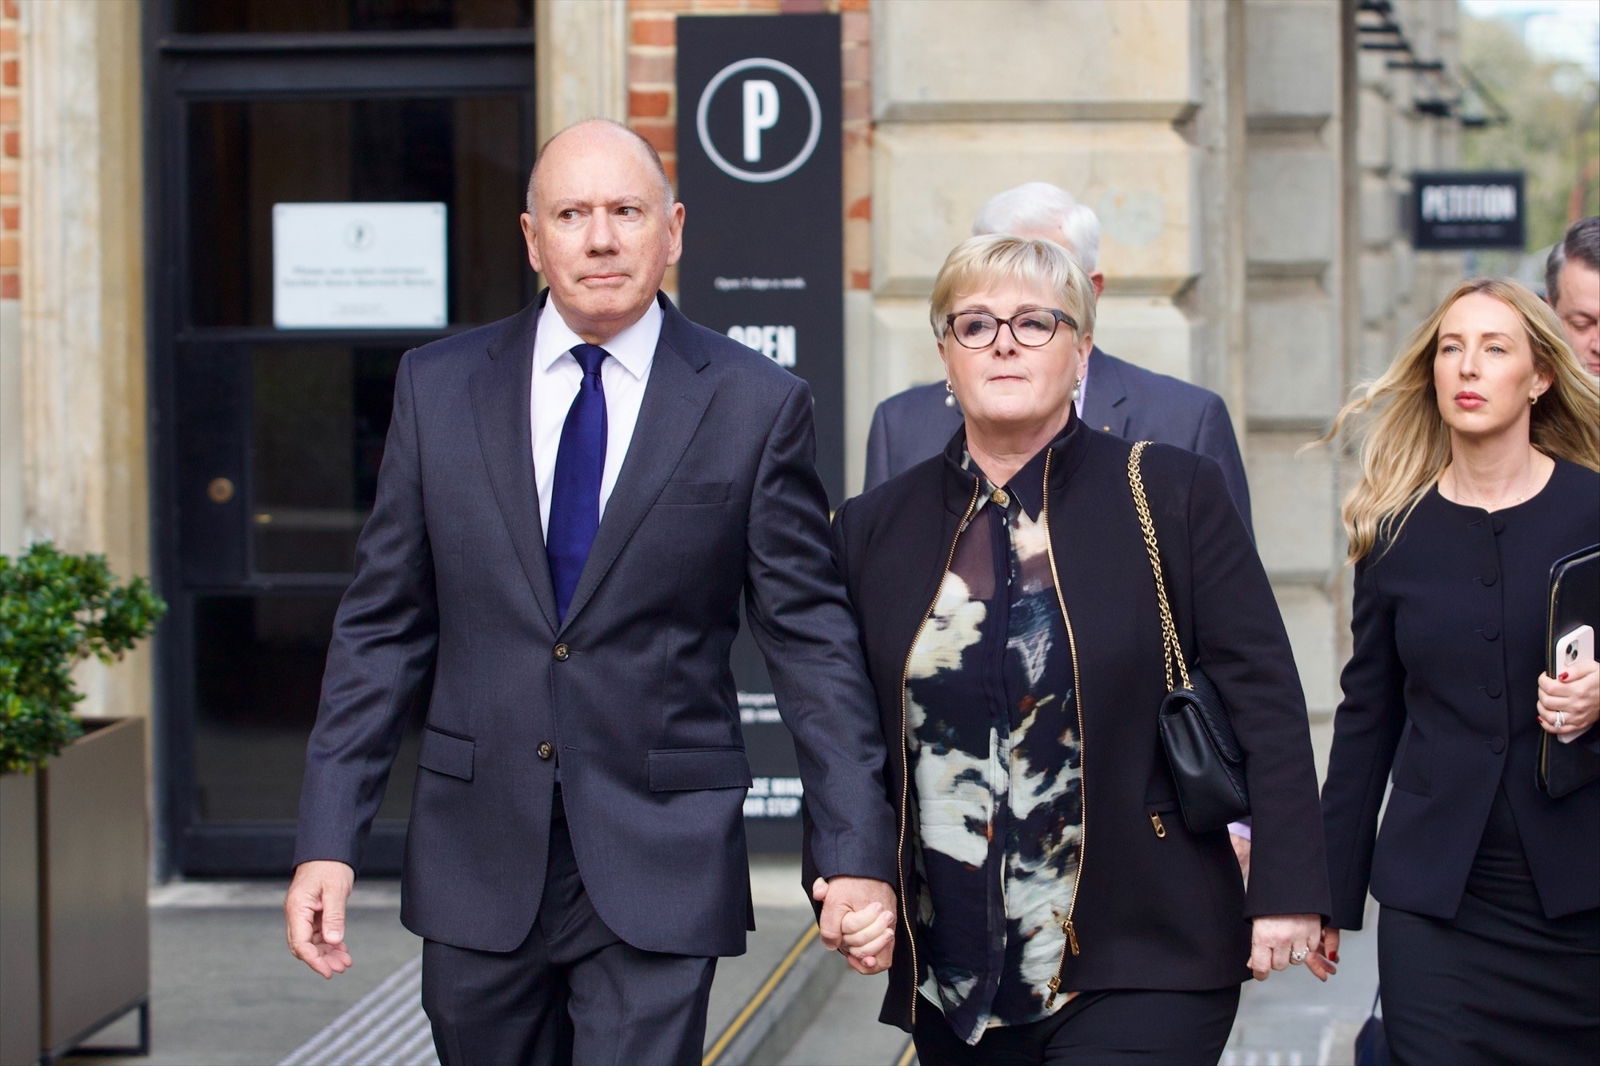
left=1481, top=623, right=1500, bottom=641
left=1479, top=570, right=1498, bottom=586
left=1489, top=735, right=1506, bottom=754
left=1485, top=680, right=1503, bottom=698
left=537, top=741, right=554, bottom=760
left=553, top=643, right=570, bottom=661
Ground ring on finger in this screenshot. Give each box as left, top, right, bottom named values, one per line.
left=1558, top=710, right=1567, bottom=728
left=1289, top=948, right=1309, bottom=964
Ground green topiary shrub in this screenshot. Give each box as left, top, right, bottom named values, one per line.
left=0, top=542, right=166, bottom=774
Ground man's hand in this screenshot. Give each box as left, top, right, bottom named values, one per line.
left=812, top=876, right=896, bottom=975
left=286, top=860, right=356, bottom=978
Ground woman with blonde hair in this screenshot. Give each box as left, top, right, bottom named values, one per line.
left=1319, top=277, right=1600, bottom=1064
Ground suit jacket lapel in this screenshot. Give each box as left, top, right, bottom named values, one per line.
left=469, top=302, right=560, bottom=632
left=561, top=297, right=715, bottom=629
left=1083, top=347, right=1131, bottom=437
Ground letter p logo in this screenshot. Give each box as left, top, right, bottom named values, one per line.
left=742, top=80, right=779, bottom=163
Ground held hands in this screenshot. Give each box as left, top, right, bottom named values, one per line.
left=285, top=860, right=356, bottom=978
left=1537, top=658, right=1599, bottom=740
left=812, top=876, right=896, bottom=976
left=1248, top=914, right=1335, bottom=982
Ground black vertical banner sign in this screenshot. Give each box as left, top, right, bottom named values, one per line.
left=677, top=14, right=843, bottom=854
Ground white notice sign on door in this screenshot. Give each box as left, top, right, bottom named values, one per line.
left=273, top=202, right=447, bottom=328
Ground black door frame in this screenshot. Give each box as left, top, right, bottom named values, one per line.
left=144, top=3, right=536, bottom=877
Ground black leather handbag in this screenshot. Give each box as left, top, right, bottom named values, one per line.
left=1129, top=442, right=1250, bottom=833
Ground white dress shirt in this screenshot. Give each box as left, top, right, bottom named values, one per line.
left=530, top=298, right=662, bottom=536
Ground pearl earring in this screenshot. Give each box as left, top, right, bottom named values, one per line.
left=944, top=380, right=956, bottom=408
left=1529, top=394, right=1539, bottom=406
left=1072, top=378, right=1082, bottom=404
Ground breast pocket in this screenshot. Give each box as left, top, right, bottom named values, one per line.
left=656, top=480, right=732, bottom=506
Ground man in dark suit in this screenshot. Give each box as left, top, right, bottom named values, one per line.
left=863, top=183, right=1252, bottom=533
left=285, top=119, right=897, bottom=1065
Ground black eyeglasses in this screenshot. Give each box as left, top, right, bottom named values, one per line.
left=944, top=308, right=1078, bottom=349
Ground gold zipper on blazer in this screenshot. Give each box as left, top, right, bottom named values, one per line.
left=1039, top=447, right=1087, bottom=1008
left=896, top=476, right=981, bottom=1025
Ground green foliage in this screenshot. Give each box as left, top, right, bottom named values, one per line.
left=1461, top=13, right=1600, bottom=258
left=0, top=542, right=166, bottom=774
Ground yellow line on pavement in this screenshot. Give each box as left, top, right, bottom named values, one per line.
left=895, top=1035, right=917, bottom=1066
left=702, top=923, right=820, bottom=1066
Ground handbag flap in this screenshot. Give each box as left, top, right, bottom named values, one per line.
left=1161, top=676, right=1245, bottom=765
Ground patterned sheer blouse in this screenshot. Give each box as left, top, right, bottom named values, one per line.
left=904, top=443, right=1083, bottom=1045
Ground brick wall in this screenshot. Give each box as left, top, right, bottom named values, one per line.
left=625, top=0, right=872, bottom=292
left=0, top=0, right=18, bottom=301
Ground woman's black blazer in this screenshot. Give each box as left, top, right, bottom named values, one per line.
left=1321, top=459, right=1600, bottom=931
left=823, top=414, right=1331, bottom=1031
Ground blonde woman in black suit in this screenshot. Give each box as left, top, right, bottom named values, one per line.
left=1320, top=277, right=1600, bottom=1065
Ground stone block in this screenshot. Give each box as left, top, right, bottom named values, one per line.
left=1360, top=172, right=1398, bottom=247
left=1359, top=248, right=1395, bottom=325
left=873, top=122, right=1198, bottom=297
left=1250, top=430, right=1339, bottom=574
left=1244, top=282, right=1340, bottom=421
left=0, top=299, right=19, bottom=554
left=1272, top=579, right=1343, bottom=716
left=1358, top=85, right=1390, bottom=173
left=1091, top=296, right=1197, bottom=387
left=1390, top=108, right=1417, bottom=175
left=1246, top=143, right=1338, bottom=267
left=874, top=0, right=1197, bottom=122
left=843, top=290, right=874, bottom=497
left=869, top=297, right=944, bottom=406
left=1245, top=0, right=1340, bottom=124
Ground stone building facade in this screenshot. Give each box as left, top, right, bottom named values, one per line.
left=0, top=0, right=1464, bottom=869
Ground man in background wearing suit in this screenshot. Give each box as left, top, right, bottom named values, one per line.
left=1544, top=215, right=1599, bottom=377
left=285, top=119, right=897, bottom=1066
left=863, top=182, right=1252, bottom=532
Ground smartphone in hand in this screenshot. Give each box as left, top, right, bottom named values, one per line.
left=1555, top=624, right=1595, bottom=745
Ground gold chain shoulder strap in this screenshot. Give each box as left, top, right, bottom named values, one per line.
left=1128, top=442, right=1191, bottom=693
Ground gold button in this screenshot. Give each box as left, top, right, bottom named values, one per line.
left=553, top=643, right=570, bottom=661
left=537, top=741, right=554, bottom=760
left=990, top=489, right=1010, bottom=507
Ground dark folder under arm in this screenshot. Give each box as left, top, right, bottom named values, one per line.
left=1538, top=544, right=1600, bottom=798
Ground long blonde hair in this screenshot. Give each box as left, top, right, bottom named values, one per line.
left=1321, top=277, right=1600, bottom=563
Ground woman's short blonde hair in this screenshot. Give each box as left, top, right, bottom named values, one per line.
left=929, top=234, right=1096, bottom=341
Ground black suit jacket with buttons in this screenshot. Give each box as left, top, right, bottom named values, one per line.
left=1321, top=459, right=1600, bottom=929
left=293, top=293, right=897, bottom=956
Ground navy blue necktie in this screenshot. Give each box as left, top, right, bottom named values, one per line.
left=547, top=344, right=609, bottom=622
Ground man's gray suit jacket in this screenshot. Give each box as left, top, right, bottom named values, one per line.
left=863, top=347, right=1253, bottom=530
left=295, top=293, right=897, bottom=957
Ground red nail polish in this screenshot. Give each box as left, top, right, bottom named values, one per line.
left=1559, top=672, right=1569, bottom=682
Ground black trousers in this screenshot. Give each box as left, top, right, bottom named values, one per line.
left=419, top=802, right=717, bottom=1066
left=911, top=985, right=1240, bottom=1066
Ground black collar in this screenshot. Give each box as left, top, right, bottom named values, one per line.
left=940, top=408, right=1087, bottom=518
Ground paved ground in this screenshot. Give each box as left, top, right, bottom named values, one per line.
left=58, top=861, right=1380, bottom=1066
